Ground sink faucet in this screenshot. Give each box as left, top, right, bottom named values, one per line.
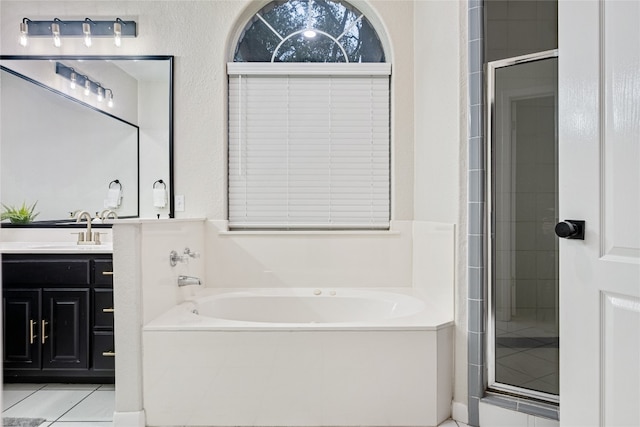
left=75, top=210, right=96, bottom=244
left=99, top=209, right=118, bottom=220
left=178, top=275, right=202, bottom=287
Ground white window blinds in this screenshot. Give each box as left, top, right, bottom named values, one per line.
left=228, top=63, right=390, bottom=230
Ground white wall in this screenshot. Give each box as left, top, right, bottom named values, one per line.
left=1, top=0, right=468, bottom=423
left=205, top=220, right=413, bottom=288
left=414, top=0, right=468, bottom=421
left=138, top=80, right=171, bottom=219
left=0, top=58, right=139, bottom=122
left=0, top=0, right=416, bottom=221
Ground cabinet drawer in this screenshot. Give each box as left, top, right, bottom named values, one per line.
left=94, top=259, right=114, bottom=285
left=94, top=289, right=114, bottom=329
left=93, top=332, right=115, bottom=371
left=3, top=259, right=90, bottom=285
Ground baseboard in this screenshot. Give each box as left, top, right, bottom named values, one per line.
left=113, top=410, right=146, bottom=427
left=452, top=401, right=469, bottom=425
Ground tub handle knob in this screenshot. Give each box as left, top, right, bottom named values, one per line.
left=184, top=247, right=200, bottom=259
left=170, top=247, right=201, bottom=266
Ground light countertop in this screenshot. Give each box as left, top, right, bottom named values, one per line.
left=0, top=241, right=113, bottom=254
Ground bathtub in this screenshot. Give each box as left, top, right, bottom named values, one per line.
left=143, top=288, right=454, bottom=427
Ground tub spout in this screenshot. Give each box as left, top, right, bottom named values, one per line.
left=178, top=275, right=201, bottom=287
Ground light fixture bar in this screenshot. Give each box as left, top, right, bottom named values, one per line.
left=19, top=18, right=136, bottom=38
left=55, top=62, right=114, bottom=108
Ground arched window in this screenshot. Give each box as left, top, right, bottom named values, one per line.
left=235, top=0, right=385, bottom=63
left=228, top=0, right=390, bottom=230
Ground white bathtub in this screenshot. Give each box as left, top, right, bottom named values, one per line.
left=143, top=288, right=454, bottom=427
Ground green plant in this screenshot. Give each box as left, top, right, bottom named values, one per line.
left=1, top=201, right=39, bottom=224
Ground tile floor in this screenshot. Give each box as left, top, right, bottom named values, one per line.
left=495, top=316, right=559, bottom=395
left=2, top=383, right=114, bottom=427
left=2, top=382, right=469, bottom=427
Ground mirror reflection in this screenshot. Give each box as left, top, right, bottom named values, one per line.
left=0, top=55, right=173, bottom=222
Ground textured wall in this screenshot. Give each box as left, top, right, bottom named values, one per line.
left=0, top=0, right=416, bottom=221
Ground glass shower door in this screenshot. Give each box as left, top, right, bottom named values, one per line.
left=488, top=51, right=559, bottom=401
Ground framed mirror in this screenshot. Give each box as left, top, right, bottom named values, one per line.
left=0, top=55, right=174, bottom=223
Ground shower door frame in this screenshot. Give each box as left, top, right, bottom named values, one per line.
left=486, top=49, right=559, bottom=404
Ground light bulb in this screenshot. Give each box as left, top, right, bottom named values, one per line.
left=303, top=29, right=317, bottom=38
left=97, top=86, right=104, bottom=102
left=70, top=72, right=77, bottom=89
left=51, top=22, right=61, bottom=47
left=19, top=21, right=29, bottom=47
left=84, top=80, right=91, bottom=96
left=113, top=21, right=122, bottom=47
left=107, top=91, right=114, bottom=108
left=83, top=22, right=92, bottom=47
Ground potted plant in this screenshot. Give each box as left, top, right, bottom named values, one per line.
left=1, top=201, right=39, bottom=224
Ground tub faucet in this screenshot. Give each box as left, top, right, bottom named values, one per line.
left=178, top=275, right=201, bottom=287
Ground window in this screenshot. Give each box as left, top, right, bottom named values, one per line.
left=229, top=0, right=389, bottom=230
left=234, top=0, right=385, bottom=63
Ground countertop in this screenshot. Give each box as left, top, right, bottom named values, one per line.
left=0, top=241, right=113, bottom=254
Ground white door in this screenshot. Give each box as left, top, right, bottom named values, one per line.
left=559, top=1, right=640, bottom=426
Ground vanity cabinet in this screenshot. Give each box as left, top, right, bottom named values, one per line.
left=2, top=254, right=114, bottom=382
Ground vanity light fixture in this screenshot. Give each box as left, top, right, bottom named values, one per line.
left=17, top=17, right=136, bottom=47
left=19, top=18, right=30, bottom=47
left=106, top=89, right=114, bottom=108
left=82, top=19, right=93, bottom=47
left=56, top=62, right=114, bottom=108
left=69, top=70, right=77, bottom=89
left=51, top=19, right=61, bottom=47
left=113, top=19, right=123, bottom=47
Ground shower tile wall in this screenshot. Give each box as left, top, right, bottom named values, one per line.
left=495, top=96, right=558, bottom=325
left=485, top=0, right=558, bottom=62
left=467, top=0, right=485, bottom=424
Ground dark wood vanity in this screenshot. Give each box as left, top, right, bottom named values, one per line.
left=2, top=253, right=115, bottom=383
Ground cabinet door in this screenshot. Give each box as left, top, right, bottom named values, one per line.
left=93, top=288, right=114, bottom=329
left=94, top=259, right=114, bottom=286
left=41, top=289, right=89, bottom=370
left=93, top=332, right=115, bottom=371
left=2, top=289, right=41, bottom=369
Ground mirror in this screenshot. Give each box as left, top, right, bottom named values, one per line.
left=0, top=55, right=173, bottom=222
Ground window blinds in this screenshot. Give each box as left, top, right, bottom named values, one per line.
left=228, top=63, right=390, bottom=230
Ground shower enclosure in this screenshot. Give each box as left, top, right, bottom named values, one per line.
left=487, top=50, right=559, bottom=402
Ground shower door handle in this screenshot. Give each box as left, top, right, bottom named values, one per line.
left=555, top=220, right=585, bottom=240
